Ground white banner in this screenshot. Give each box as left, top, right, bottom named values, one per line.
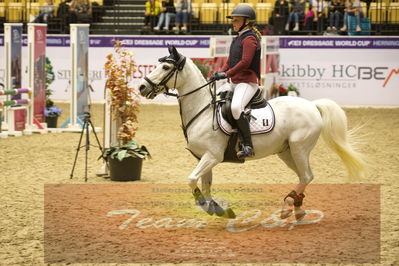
left=1, top=35, right=398, bottom=105
left=278, top=37, right=399, bottom=105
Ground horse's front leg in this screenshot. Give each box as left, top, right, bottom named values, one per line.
left=201, top=170, right=212, bottom=201
left=188, top=152, right=220, bottom=206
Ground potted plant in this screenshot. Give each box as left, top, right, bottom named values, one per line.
left=287, top=84, right=300, bottom=97
left=44, top=57, right=61, bottom=128
left=101, top=40, right=150, bottom=181
left=44, top=106, right=62, bottom=128
left=270, top=83, right=287, bottom=97
left=270, top=83, right=300, bottom=98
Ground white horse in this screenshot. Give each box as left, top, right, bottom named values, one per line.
left=139, top=46, right=366, bottom=219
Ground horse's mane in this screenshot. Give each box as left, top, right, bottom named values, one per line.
left=185, top=58, right=208, bottom=85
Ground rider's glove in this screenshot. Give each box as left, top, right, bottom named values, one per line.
left=210, top=72, right=227, bottom=81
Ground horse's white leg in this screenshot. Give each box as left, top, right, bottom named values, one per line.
left=279, top=135, right=318, bottom=219
left=201, top=170, right=213, bottom=200
left=278, top=149, right=302, bottom=218
left=188, top=152, right=221, bottom=204
left=278, top=148, right=299, bottom=176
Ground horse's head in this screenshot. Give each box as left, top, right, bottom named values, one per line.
left=139, top=45, right=186, bottom=99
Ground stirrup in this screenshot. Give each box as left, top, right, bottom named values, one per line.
left=237, top=145, right=254, bottom=159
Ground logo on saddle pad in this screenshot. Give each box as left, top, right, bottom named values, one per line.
left=217, top=103, right=275, bottom=135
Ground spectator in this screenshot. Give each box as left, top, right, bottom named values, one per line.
left=144, top=0, right=161, bottom=31
left=173, top=0, right=191, bottom=34
left=33, top=0, right=55, bottom=23
left=341, top=0, right=363, bottom=32
left=271, top=0, right=289, bottom=22
left=285, top=0, right=305, bottom=31
left=57, top=0, right=72, bottom=33
left=304, top=0, right=324, bottom=32
left=154, top=0, right=176, bottom=32
left=70, top=0, right=91, bottom=23
left=327, top=0, right=344, bottom=31
left=269, top=0, right=289, bottom=34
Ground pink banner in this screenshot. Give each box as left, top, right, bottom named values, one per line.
left=33, top=26, right=46, bottom=123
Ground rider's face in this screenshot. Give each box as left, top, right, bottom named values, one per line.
left=231, top=16, right=245, bottom=32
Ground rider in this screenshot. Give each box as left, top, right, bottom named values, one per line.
left=211, top=4, right=262, bottom=159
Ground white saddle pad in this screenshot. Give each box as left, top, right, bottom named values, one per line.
left=217, top=103, right=275, bottom=135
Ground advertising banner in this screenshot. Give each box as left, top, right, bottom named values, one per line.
left=43, top=35, right=211, bottom=104
left=7, top=24, right=26, bottom=131
left=0, top=35, right=397, bottom=105
left=32, top=25, right=46, bottom=123
left=75, top=26, right=89, bottom=121
left=278, top=37, right=399, bottom=105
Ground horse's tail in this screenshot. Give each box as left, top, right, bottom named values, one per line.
left=313, top=99, right=367, bottom=179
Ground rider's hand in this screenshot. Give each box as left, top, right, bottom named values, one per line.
left=210, top=72, right=227, bottom=81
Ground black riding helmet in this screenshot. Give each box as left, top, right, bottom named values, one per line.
left=226, top=4, right=256, bottom=20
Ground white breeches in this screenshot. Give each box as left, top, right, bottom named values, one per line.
left=218, top=82, right=258, bottom=120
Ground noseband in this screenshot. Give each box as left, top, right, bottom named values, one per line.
left=143, top=54, right=186, bottom=96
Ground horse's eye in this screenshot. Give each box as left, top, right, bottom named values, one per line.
left=162, top=65, right=170, bottom=71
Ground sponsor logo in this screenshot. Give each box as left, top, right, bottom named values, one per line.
left=383, top=69, right=399, bottom=87
left=79, top=30, right=87, bottom=43
left=12, top=28, right=21, bottom=43
left=280, top=64, right=398, bottom=88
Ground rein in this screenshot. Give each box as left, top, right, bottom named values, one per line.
left=170, top=74, right=218, bottom=141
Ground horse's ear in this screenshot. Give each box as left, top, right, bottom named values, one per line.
left=168, top=45, right=179, bottom=60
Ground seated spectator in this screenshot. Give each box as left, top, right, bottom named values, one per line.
left=341, top=0, right=363, bottom=32
left=70, top=0, right=91, bottom=23
left=304, top=0, right=324, bottom=31
left=272, top=0, right=289, bottom=20
left=173, top=0, right=190, bottom=34
left=33, top=0, right=55, bottom=23
left=327, top=0, right=344, bottom=31
left=285, top=0, right=305, bottom=31
left=57, top=0, right=72, bottom=33
left=144, top=0, right=161, bottom=31
left=154, top=0, right=176, bottom=32
left=269, top=0, right=289, bottom=34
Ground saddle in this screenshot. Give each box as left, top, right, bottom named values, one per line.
left=216, top=89, right=274, bottom=163
left=219, top=89, right=267, bottom=126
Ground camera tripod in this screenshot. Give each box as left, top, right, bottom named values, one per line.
left=70, top=112, right=103, bottom=182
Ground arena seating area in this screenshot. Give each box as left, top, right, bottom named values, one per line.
left=0, top=0, right=398, bottom=35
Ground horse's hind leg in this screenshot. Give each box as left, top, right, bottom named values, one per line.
left=278, top=137, right=317, bottom=220
left=278, top=149, right=302, bottom=219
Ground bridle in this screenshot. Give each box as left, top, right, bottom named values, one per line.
left=143, top=54, right=219, bottom=141
left=143, top=54, right=186, bottom=97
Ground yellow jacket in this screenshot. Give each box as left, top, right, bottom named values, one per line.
left=145, top=1, right=161, bottom=16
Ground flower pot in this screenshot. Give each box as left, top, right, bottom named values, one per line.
left=45, top=116, right=58, bottom=128
left=108, top=156, right=143, bottom=181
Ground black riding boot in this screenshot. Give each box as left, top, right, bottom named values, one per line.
left=236, top=113, right=254, bottom=159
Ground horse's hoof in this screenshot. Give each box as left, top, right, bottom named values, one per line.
left=193, top=188, right=206, bottom=206
left=224, top=208, right=236, bottom=219
left=209, top=200, right=224, bottom=216
left=196, top=197, right=206, bottom=206
left=294, top=209, right=306, bottom=221
left=280, top=209, right=293, bottom=219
